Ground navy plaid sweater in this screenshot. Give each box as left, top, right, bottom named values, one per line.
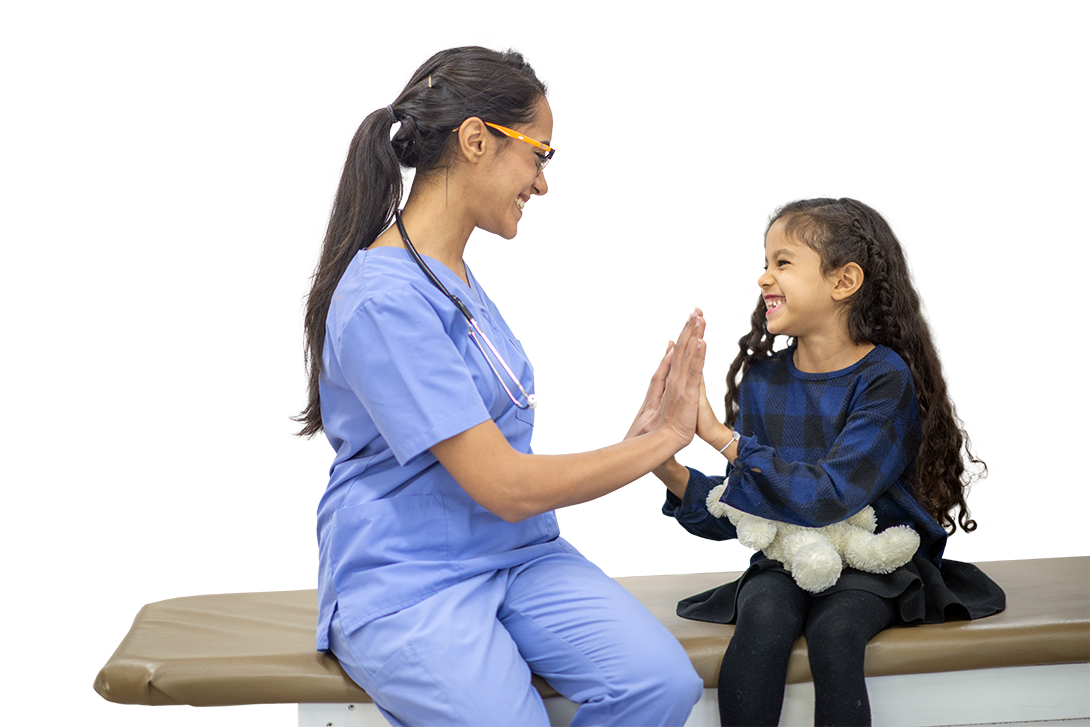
left=664, top=344, right=949, bottom=566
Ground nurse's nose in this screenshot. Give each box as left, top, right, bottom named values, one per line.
left=533, top=171, right=547, bottom=196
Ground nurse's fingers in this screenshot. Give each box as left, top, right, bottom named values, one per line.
left=640, top=339, right=678, bottom=409
left=623, top=340, right=674, bottom=440
left=671, top=308, right=704, bottom=358
left=670, top=309, right=705, bottom=378
left=650, top=339, right=675, bottom=389
left=658, top=311, right=706, bottom=443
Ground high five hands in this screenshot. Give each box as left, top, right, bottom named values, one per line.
left=625, top=308, right=737, bottom=498
left=625, top=308, right=707, bottom=451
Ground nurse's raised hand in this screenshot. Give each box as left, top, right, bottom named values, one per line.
left=655, top=309, right=706, bottom=448
left=624, top=340, right=675, bottom=441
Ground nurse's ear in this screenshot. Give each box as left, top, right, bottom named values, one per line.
left=452, top=117, right=491, bottom=166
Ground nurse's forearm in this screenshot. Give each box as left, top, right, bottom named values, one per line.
left=431, top=419, right=688, bottom=523
left=434, top=309, right=704, bottom=522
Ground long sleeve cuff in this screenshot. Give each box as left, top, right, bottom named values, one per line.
left=662, top=467, right=737, bottom=542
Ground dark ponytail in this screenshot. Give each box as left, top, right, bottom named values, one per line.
left=295, top=47, right=547, bottom=437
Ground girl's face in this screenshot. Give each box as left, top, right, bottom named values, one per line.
left=474, top=96, right=552, bottom=240
left=758, top=218, right=843, bottom=339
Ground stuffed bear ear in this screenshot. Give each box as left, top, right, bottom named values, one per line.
left=705, top=484, right=732, bottom=519
left=846, top=506, right=877, bottom=532
left=737, top=516, right=776, bottom=551
left=843, top=525, right=920, bottom=573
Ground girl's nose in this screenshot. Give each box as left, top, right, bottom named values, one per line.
left=758, top=269, right=773, bottom=288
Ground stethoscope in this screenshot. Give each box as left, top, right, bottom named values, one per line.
left=394, top=210, right=538, bottom=410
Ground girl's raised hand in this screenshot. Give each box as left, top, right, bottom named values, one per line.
left=696, top=375, right=726, bottom=444
left=655, top=309, right=706, bottom=449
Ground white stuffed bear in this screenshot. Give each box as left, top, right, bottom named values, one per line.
left=706, top=484, right=919, bottom=593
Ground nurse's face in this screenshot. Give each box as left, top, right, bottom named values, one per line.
left=476, top=96, right=552, bottom=240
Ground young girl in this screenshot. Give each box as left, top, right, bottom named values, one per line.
left=654, top=198, right=1005, bottom=726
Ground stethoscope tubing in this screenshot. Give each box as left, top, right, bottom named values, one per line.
left=393, top=210, right=537, bottom=410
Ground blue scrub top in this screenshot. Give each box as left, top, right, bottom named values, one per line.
left=315, top=247, right=563, bottom=648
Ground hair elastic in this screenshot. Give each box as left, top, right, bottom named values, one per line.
left=385, top=105, right=397, bottom=124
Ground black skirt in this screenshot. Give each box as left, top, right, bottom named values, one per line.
left=677, top=555, right=1006, bottom=626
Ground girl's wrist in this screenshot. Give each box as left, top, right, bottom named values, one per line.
left=653, top=457, right=690, bottom=499
left=703, top=421, right=730, bottom=449
left=710, top=427, right=740, bottom=460
left=716, top=429, right=740, bottom=453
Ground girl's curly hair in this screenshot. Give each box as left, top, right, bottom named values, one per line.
left=725, top=198, right=984, bottom=534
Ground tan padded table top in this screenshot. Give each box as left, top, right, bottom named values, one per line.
left=94, top=557, right=1089, bottom=707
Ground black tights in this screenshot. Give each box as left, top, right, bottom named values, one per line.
left=718, top=569, right=899, bottom=727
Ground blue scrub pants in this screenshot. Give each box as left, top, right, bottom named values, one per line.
left=329, top=549, right=703, bottom=726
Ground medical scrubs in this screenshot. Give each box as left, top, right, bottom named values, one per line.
left=315, top=247, right=701, bottom=726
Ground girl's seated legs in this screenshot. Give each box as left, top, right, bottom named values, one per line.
left=804, top=589, right=898, bottom=727
left=718, top=568, right=809, bottom=726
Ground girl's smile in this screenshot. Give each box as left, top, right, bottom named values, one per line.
left=758, top=219, right=838, bottom=340
left=758, top=216, right=873, bottom=373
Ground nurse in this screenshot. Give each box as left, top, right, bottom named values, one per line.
left=297, top=46, right=705, bottom=726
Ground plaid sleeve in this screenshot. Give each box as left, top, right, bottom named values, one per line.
left=662, top=467, right=738, bottom=541
left=721, top=366, right=919, bottom=527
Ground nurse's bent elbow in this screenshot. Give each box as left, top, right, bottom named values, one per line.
left=457, top=473, right=539, bottom=523
left=431, top=423, right=543, bottom=523
left=462, top=462, right=542, bottom=523
left=491, top=501, right=535, bottom=523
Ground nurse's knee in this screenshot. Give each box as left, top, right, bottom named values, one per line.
left=620, top=640, right=703, bottom=712
left=609, top=671, right=702, bottom=726
left=656, top=649, right=704, bottom=703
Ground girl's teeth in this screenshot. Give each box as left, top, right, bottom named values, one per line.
left=516, top=198, right=525, bottom=210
